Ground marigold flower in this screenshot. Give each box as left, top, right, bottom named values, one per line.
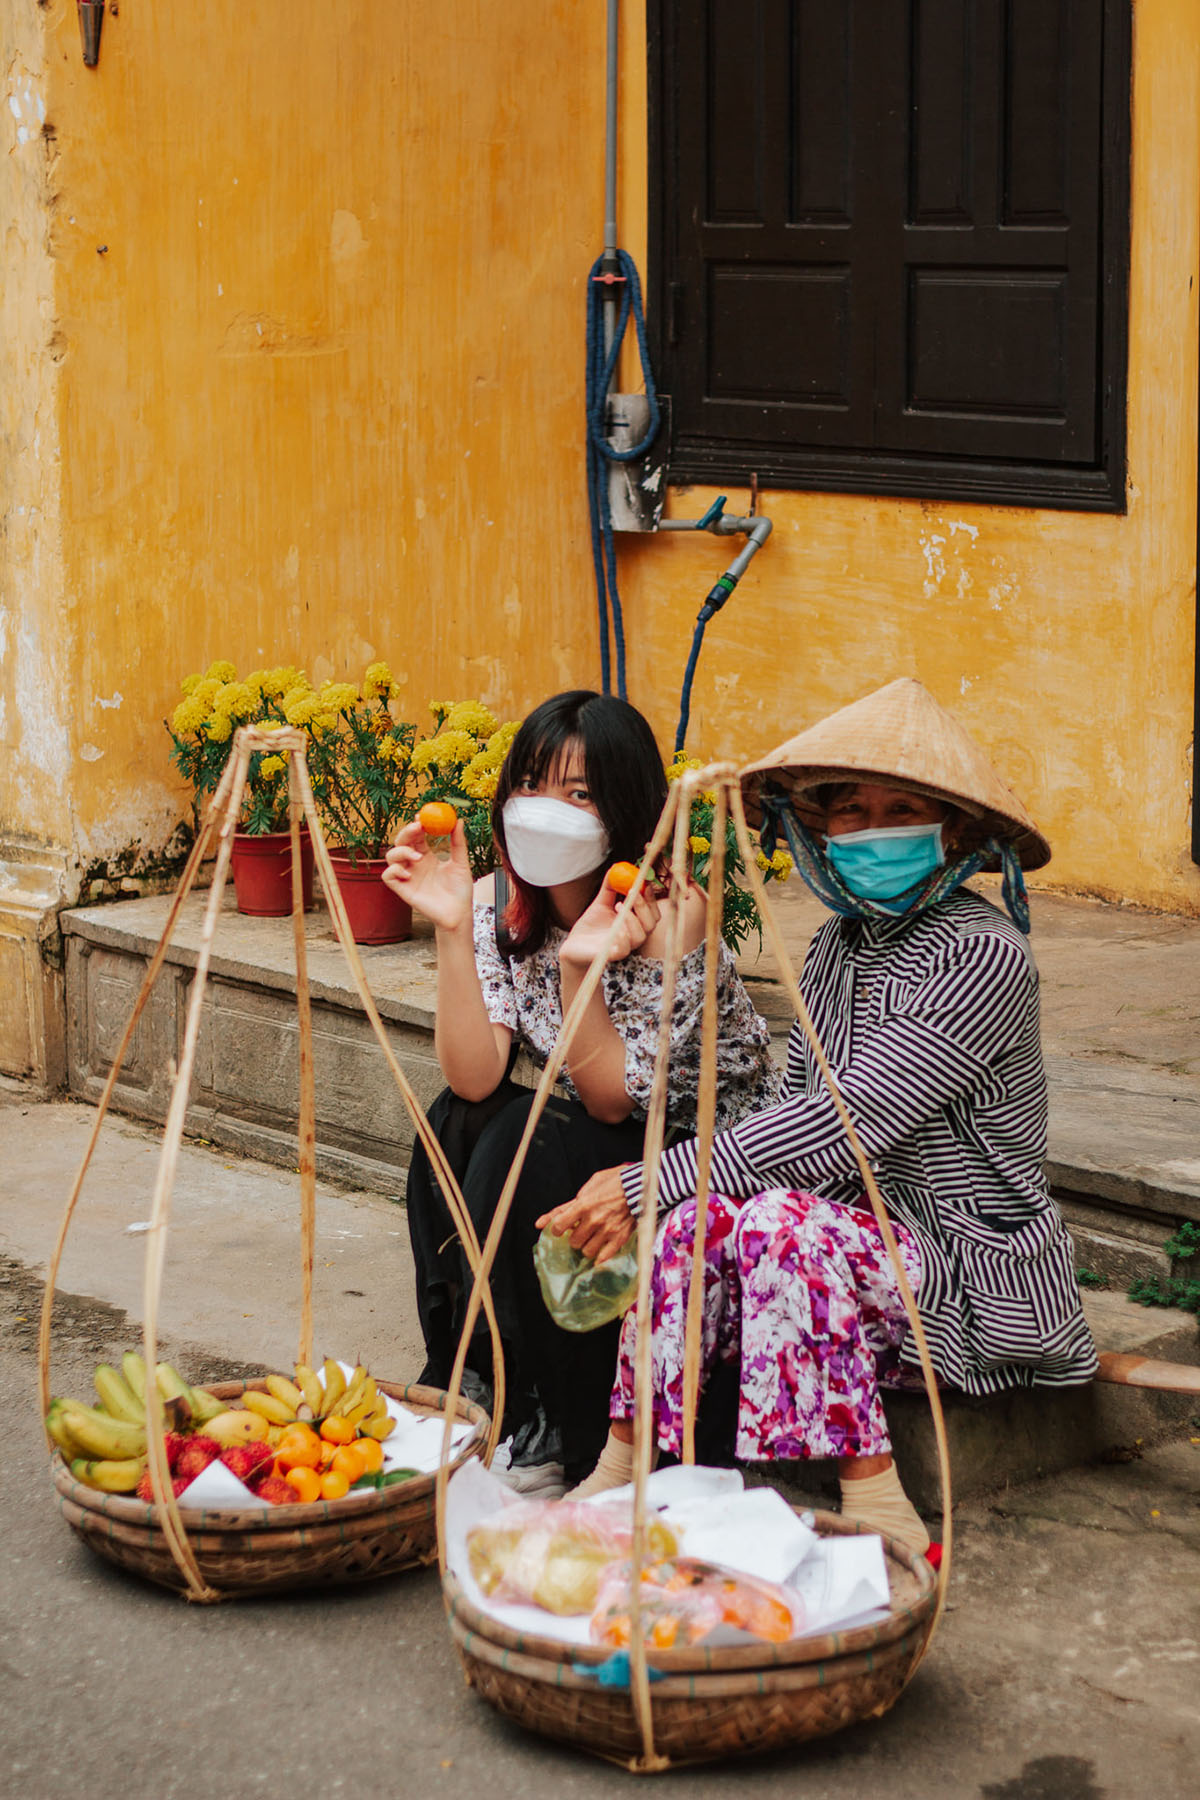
left=317, top=681, right=359, bottom=714
left=180, top=672, right=203, bottom=697
left=769, top=850, right=793, bottom=879
left=363, top=661, right=394, bottom=700
left=258, top=754, right=286, bottom=779
left=666, top=755, right=702, bottom=782
left=261, top=666, right=305, bottom=699
left=461, top=755, right=500, bottom=800
left=412, top=729, right=477, bottom=772
left=204, top=660, right=237, bottom=684
left=205, top=713, right=233, bottom=743
left=212, top=681, right=256, bottom=720
left=377, top=735, right=410, bottom=766
left=283, top=692, right=322, bottom=727
left=428, top=700, right=451, bottom=721
left=689, top=835, right=710, bottom=856
left=444, top=700, right=498, bottom=740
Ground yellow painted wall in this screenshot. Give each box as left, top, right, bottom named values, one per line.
left=4, top=0, right=1199, bottom=924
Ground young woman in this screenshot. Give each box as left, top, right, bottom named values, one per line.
left=383, top=690, right=782, bottom=1487
left=546, top=679, right=1097, bottom=1548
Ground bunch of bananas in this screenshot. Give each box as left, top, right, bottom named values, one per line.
left=45, top=1353, right=226, bottom=1493
left=237, top=1360, right=395, bottom=1442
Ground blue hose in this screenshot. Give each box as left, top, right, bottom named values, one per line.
left=585, top=250, right=660, bottom=698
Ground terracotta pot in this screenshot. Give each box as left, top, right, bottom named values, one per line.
left=327, top=848, right=412, bottom=945
left=229, top=830, right=315, bottom=917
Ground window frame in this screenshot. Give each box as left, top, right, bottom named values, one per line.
left=645, top=0, right=1132, bottom=514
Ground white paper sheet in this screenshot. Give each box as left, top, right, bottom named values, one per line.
left=786, top=1533, right=891, bottom=1637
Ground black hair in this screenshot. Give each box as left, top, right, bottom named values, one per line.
left=491, top=690, right=669, bottom=955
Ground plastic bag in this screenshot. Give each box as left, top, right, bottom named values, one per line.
left=532, top=1226, right=638, bottom=1333
left=467, top=1499, right=677, bottom=1615
left=590, top=1556, right=802, bottom=1650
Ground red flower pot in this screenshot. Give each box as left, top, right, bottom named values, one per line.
left=229, top=831, right=315, bottom=917
left=326, top=849, right=412, bottom=945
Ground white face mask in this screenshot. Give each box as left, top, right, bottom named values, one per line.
left=502, top=796, right=610, bottom=888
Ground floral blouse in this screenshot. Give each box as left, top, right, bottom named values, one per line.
left=472, top=903, right=783, bottom=1132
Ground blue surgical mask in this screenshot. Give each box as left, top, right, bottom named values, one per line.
left=825, top=823, right=945, bottom=907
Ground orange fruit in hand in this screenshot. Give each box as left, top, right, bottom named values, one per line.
left=354, top=1436, right=385, bottom=1474
left=418, top=802, right=457, bottom=838
left=284, top=1465, right=322, bottom=1504
left=275, top=1424, right=322, bottom=1470
left=319, top=1414, right=356, bottom=1445
left=320, top=1469, right=351, bottom=1501
left=330, top=1443, right=369, bottom=1484
left=607, top=861, right=641, bottom=896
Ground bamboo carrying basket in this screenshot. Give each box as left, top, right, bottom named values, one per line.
left=430, top=766, right=954, bottom=1772
left=38, top=729, right=504, bottom=1602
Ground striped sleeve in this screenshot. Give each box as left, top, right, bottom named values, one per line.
left=621, top=928, right=1036, bottom=1215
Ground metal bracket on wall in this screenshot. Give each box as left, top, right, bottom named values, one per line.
left=78, top=2, right=104, bottom=68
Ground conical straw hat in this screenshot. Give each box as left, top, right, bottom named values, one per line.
left=740, top=678, right=1050, bottom=871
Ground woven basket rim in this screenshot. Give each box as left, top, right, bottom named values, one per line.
left=51, top=1379, right=487, bottom=1534
left=443, top=1507, right=937, bottom=1676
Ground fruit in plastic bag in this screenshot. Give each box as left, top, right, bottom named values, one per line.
left=467, top=1499, right=678, bottom=1615
left=590, top=1556, right=800, bottom=1649
left=532, top=1226, right=639, bottom=1333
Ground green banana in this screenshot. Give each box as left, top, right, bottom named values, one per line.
left=70, top=1454, right=147, bottom=1493
left=93, top=1364, right=144, bottom=1424
left=121, top=1351, right=148, bottom=1402
left=55, top=1398, right=148, bottom=1460
left=187, top=1384, right=227, bottom=1425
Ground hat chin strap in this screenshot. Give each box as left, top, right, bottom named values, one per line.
left=758, top=787, right=1030, bottom=933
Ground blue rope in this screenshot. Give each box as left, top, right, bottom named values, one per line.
left=586, top=250, right=660, bottom=698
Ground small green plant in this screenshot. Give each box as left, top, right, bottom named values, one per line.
left=667, top=754, right=792, bottom=956
left=1127, top=1219, right=1200, bottom=1315
left=1075, top=1268, right=1107, bottom=1289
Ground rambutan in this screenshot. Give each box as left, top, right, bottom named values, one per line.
left=162, top=1431, right=189, bottom=1473
left=173, top=1435, right=222, bottom=1482
left=220, top=1441, right=274, bottom=1485
left=136, top=1471, right=191, bottom=1503
left=256, top=1476, right=298, bottom=1506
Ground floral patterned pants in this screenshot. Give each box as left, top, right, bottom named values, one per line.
left=610, top=1190, right=923, bottom=1462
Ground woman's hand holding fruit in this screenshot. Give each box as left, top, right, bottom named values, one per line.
left=383, top=812, right=474, bottom=932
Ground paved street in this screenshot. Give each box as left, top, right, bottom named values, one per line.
left=1, top=1094, right=1197, bottom=1800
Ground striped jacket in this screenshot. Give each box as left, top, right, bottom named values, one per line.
left=621, top=888, right=1097, bottom=1396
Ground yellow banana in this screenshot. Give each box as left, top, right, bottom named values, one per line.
left=345, top=1382, right=379, bottom=1429
left=319, top=1359, right=346, bottom=1415
left=332, top=1366, right=370, bottom=1418
left=203, top=1409, right=270, bottom=1447
left=55, top=1398, right=148, bottom=1460
left=70, top=1454, right=147, bottom=1493
left=46, top=1401, right=84, bottom=1458
left=240, top=1389, right=297, bottom=1426
left=265, top=1374, right=305, bottom=1413
left=93, top=1364, right=144, bottom=1424
left=121, top=1351, right=148, bottom=1402
left=360, top=1404, right=396, bottom=1441
left=294, top=1365, right=324, bottom=1414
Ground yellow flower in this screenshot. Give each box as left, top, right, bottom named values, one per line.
left=377, top=735, right=410, bottom=766
left=171, top=696, right=206, bottom=736
left=461, top=754, right=500, bottom=800
left=666, top=755, right=702, bottom=783
left=212, top=681, right=256, bottom=720
left=486, top=721, right=521, bottom=759
left=689, top=835, right=710, bottom=856
left=204, top=660, right=237, bottom=684
left=444, top=700, right=498, bottom=740
left=261, top=666, right=305, bottom=699
left=769, top=850, right=793, bottom=879
left=258, top=754, right=286, bottom=779
left=283, top=691, right=322, bottom=727
left=317, top=681, right=359, bottom=714
left=428, top=699, right=451, bottom=721
left=313, top=711, right=339, bottom=734
left=180, top=672, right=203, bottom=697
left=205, top=713, right=233, bottom=743
left=413, top=729, right=477, bottom=772
left=363, top=661, right=393, bottom=700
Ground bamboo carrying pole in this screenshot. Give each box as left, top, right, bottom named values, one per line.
left=38, top=727, right=507, bottom=1600
left=434, top=763, right=951, bottom=1771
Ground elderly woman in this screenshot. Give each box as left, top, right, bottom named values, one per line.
left=540, top=679, right=1097, bottom=1552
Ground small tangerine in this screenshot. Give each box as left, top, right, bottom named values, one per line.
left=607, top=861, right=640, bottom=896
left=330, top=1444, right=369, bottom=1483
left=319, top=1415, right=356, bottom=1445
left=284, top=1465, right=321, bottom=1504
left=354, top=1436, right=385, bottom=1474
left=319, top=1469, right=351, bottom=1501
left=275, top=1425, right=322, bottom=1470
left=418, top=801, right=457, bottom=839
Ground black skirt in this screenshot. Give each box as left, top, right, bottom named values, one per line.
left=405, top=1084, right=648, bottom=1484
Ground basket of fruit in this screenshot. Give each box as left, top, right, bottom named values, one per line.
left=39, top=729, right=504, bottom=1602
left=49, top=1353, right=487, bottom=1597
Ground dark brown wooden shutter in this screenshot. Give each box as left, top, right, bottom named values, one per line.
left=649, top=0, right=1129, bottom=510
